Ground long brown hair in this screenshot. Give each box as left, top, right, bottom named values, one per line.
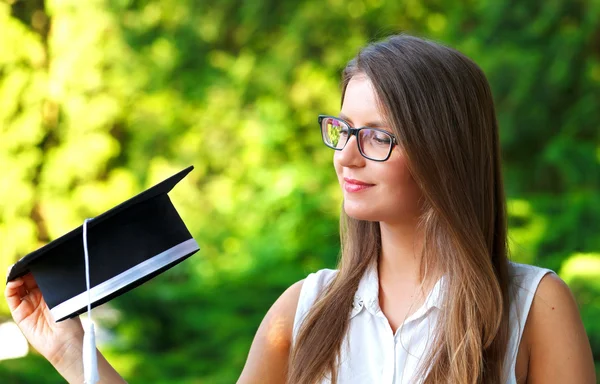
left=288, top=34, right=510, bottom=384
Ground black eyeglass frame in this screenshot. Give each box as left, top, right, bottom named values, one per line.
left=318, top=114, right=398, bottom=162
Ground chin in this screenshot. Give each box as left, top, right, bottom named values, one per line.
left=343, top=201, right=381, bottom=222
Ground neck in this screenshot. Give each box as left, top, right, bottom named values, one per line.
left=378, top=219, right=425, bottom=285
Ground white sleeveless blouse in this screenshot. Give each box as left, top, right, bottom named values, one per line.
left=292, top=262, right=552, bottom=384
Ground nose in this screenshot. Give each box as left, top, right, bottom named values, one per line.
left=334, top=135, right=365, bottom=168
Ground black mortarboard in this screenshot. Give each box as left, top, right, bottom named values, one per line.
left=6, top=166, right=200, bottom=322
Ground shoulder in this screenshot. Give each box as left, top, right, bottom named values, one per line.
left=293, top=269, right=338, bottom=328
left=507, top=262, right=553, bottom=312
left=521, top=269, right=596, bottom=383
left=527, top=272, right=580, bottom=333
left=295, top=268, right=338, bottom=311
left=238, top=269, right=339, bottom=383
left=527, top=272, right=582, bottom=336
left=270, top=268, right=338, bottom=335
left=237, top=279, right=304, bottom=383
left=267, top=278, right=305, bottom=329
left=508, top=261, right=551, bottom=283
left=301, top=268, right=338, bottom=295
left=253, top=278, right=306, bottom=349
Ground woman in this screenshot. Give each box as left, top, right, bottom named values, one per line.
left=5, top=34, right=595, bottom=383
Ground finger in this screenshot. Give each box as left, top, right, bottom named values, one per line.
left=5, top=278, right=25, bottom=311
left=5, top=279, right=31, bottom=300
left=5, top=278, right=24, bottom=289
left=5, top=278, right=28, bottom=296
left=5, top=278, right=25, bottom=295
left=21, top=273, right=39, bottom=291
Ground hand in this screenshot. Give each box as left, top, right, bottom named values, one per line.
left=5, top=273, right=84, bottom=367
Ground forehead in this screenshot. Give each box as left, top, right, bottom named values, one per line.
left=341, top=75, right=385, bottom=125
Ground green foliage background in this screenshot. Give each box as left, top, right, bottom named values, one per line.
left=0, top=0, right=598, bottom=382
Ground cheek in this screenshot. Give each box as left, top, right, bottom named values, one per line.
left=384, top=153, right=412, bottom=184
left=382, top=158, right=421, bottom=201
left=333, top=153, right=343, bottom=179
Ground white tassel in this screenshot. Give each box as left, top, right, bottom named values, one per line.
left=82, top=218, right=99, bottom=384
left=83, top=321, right=99, bottom=384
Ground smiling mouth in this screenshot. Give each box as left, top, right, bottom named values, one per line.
left=343, top=178, right=375, bottom=193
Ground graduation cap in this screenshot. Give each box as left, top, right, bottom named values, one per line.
left=6, top=166, right=200, bottom=323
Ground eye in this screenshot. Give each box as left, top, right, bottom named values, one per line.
left=373, top=133, right=391, bottom=144
left=365, top=129, right=391, bottom=145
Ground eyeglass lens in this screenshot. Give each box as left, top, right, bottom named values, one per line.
left=321, top=117, right=392, bottom=160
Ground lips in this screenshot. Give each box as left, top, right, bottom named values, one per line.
left=343, top=177, right=375, bottom=193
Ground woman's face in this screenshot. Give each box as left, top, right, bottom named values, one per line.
left=334, top=75, right=423, bottom=225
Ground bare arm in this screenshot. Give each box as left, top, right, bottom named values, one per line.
left=237, top=280, right=304, bottom=384
left=524, top=273, right=596, bottom=383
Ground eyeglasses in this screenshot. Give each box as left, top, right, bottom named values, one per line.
left=319, top=115, right=397, bottom=162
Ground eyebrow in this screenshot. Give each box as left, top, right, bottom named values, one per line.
left=338, top=113, right=387, bottom=129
